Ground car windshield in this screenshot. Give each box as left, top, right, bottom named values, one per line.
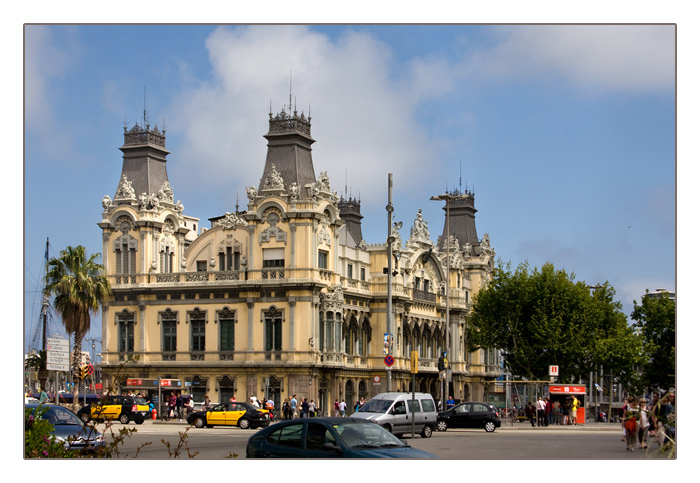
left=356, top=399, right=392, bottom=413
left=335, top=422, right=407, bottom=448
left=38, top=406, right=84, bottom=426
left=134, top=397, right=148, bottom=405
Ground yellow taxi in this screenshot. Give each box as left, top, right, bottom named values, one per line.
left=77, top=395, right=150, bottom=424
left=187, top=401, right=271, bottom=429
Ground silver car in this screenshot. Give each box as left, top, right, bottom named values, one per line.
left=26, top=403, right=106, bottom=452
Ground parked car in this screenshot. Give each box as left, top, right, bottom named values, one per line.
left=187, top=401, right=271, bottom=429
left=437, top=401, right=501, bottom=432
left=246, top=417, right=438, bottom=458
left=26, top=403, right=105, bottom=452
left=77, top=395, right=150, bottom=424
left=350, top=392, right=437, bottom=438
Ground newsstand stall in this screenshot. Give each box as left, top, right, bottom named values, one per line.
left=548, top=384, right=587, bottom=424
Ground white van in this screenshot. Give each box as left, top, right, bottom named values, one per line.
left=350, top=392, right=437, bottom=438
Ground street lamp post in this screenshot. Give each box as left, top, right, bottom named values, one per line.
left=431, top=192, right=468, bottom=408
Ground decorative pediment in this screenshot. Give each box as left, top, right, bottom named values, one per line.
left=217, top=212, right=248, bottom=230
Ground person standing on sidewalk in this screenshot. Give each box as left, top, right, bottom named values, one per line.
left=290, top=395, right=298, bottom=419
left=571, top=396, right=579, bottom=425
left=536, top=397, right=546, bottom=426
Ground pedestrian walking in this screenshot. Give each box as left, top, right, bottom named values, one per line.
left=339, top=399, right=347, bottom=417
left=623, top=397, right=639, bottom=451
left=334, top=399, right=340, bottom=417
left=638, top=399, right=650, bottom=449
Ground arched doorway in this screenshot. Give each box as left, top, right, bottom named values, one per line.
left=344, top=380, right=355, bottom=413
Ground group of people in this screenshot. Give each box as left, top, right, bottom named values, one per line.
left=524, top=396, right=580, bottom=427
left=279, top=395, right=321, bottom=419
left=166, top=392, right=195, bottom=421
left=620, top=392, right=675, bottom=452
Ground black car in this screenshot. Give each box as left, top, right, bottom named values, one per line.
left=26, top=403, right=106, bottom=452
left=187, top=401, right=271, bottom=429
left=246, top=417, right=438, bottom=458
left=77, top=395, right=150, bottom=424
left=437, top=401, right=501, bottom=432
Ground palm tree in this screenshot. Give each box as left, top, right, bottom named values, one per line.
left=45, top=245, right=111, bottom=411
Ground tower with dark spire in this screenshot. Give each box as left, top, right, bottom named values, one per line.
left=437, top=188, right=480, bottom=251
left=338, top=195, right=363, bottom=245
left=117, top=121, right=170, bottom=200
left=258, top=103, right=316, bottom=198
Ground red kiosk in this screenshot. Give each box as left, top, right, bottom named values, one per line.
left=548, top=384, right=586, bottom=424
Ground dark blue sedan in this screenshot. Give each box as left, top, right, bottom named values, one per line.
left=246, top=417, right=438, bottom=458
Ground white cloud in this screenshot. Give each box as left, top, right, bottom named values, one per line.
left=168, top=25, right=441, bottom=208
left=24, top=25, right=83, bottom=157
left=467, top=25, right=675, bottom=94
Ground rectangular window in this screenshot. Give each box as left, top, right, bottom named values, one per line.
left=196, top=261, right=207, bottom=272
left=347, top=263, right=353, bottom=279
left=318, top=250, right=328, bottom=269
left=263, top=248, right=285, bottom=268
left=118, top=316, right=134, bottom=352
left=220, top=318, right=235, bottom=351
left=265, top=318, right=282, bottom=351
left=163, top=320, right=177, bottom=352
left=360, top=267, right=366, bottom=281
left=191, top=320, right=206, bottom=352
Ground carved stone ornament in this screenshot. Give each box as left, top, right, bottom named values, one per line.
left=139, top=193, right=160, bottom=211
left=320, top=285, right=344, bottom=311
left=115, top=175, right=136, bottom=200
left=102, top=195, right=112, bottom=210
left=289, top=182, right=300, bottom=201
left=317, top=171, right=331, bottom=192
left=157, top=181, right=175, bottom=204
left=263, top=164, right=285, bottom=190
left=217, top=212, right=248, bottom=230
left=246, top=185, right=258, bottom=202
left=410, top=209, right=430, bottom=242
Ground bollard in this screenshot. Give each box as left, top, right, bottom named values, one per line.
left=152, top=408, right=157, bottom=420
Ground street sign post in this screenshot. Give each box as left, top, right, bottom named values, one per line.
left=46, top=337, right=70, bottom=372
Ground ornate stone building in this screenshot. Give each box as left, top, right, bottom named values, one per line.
left=98, top=105, right=500, bottom=414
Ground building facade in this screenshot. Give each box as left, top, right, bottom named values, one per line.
left=98, top=105, right=500, bottom=414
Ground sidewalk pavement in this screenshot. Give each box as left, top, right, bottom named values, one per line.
left=150, top=418, right=621, bottom=431
left=498, top=421, right=620, bottom=431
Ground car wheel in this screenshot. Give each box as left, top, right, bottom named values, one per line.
left=135, top=420, right=144, bottom=425
left=421, top=425, right=433, bottom=438
left=437, top=420, right=448, bottom=432
left=119, top=414, right=131, bottom=424
left=194, top=417, right=205, bottom=428
left=80, top=412, right=90, bottom=423
left=484, top=421, right=496, bottom=432
left=383, top=424, right=392, bottom=433
left=238, top=418, right=251, bottom=429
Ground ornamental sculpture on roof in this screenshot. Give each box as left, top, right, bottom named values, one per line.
left=217, top=212, right=248, bottom=230
left=263, top=164, right=285, bottom=190
left=115, top=175, right=136, bottom=200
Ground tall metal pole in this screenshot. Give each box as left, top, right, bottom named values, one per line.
left=386, top=174, right=394, bottom=393
left=444, top=199, right=450, bottom=404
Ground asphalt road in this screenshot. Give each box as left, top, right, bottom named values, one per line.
left=92, top=419, right=673, bottom=460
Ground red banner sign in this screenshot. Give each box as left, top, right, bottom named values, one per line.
left=549, top=385, right=586, bottom=394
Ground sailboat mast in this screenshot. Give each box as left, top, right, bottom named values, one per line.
left=41, top=237, right=49, bottom=353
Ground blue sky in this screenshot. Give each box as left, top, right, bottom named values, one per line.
left=22, top=22, right=678, bottom=354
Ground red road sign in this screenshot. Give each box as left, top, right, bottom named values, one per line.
left=384, top=355, right=394, bottom=367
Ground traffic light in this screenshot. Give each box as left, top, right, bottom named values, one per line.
left=437, top=356, right=445, bottom=371
left=77, top=365, right=89, bottom=381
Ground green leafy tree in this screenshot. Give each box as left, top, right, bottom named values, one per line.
left=467, top=261, right=638, bottom=382
left=631, top=291, right=675, bottom=392
left=45, top=245, right=111, bottom=412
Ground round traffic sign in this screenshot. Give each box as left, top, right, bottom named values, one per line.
left=384, top=355, right=394, bottom=367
